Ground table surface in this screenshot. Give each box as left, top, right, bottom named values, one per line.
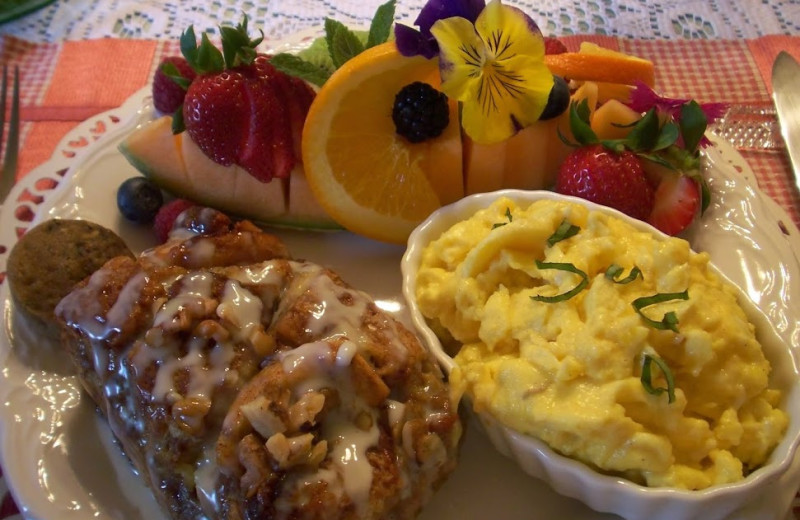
left=1, top=1, right=800, bottom=519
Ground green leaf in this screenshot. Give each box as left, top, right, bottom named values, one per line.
left=160, top=62, right=191, bottom=89
left=625, top=108, right=660, bottom=152
left=195, top=33, right=225, bottom=74
left=269, top=53, right=332, bottom=87
left=680, top=100, right=707, bottom=153
left=568, top=99, right=598, bottom=146
left=219, top=16, right=262, bottom=68
left=367, top=0, right=396, bottom=48
left=492, top=207, right=513, bottom=229
left=605, top=264, right=643, bottom=284
left=546, top=219, right=580, bottom=247
left=171, top=105, right=185, bottom=134
left=330, top=24, right=366, bottom=68
left=181, top=25, right=199, bottom=69
left=641, top=354, right=676, bottom=404
left=653, top=121, right=680, bottom=151
left=530, top=261, right=589, bottom=303
left=632, top=290, right=689, bottom=332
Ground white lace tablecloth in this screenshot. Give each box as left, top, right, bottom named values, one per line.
left=3, top=0, right=800, bottom=42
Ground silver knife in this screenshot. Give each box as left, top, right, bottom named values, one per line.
left=772, top=51, right=800, bottom=193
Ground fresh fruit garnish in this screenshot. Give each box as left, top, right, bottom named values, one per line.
left=154, top=198, right=195, bottom=243
left=544, top=36, right=568, bottom=55
left=392, top=81, right=450, bottom=143
left=429, top=0, right=554, bottom=144
left=117, top=177, right=164, bottom=223
left=647, top=173, right=701, bottom=236
left=152, top=56, right=196, bottom=114
left=175, top=17, right=314, bottom=183
left=301, top=42, right=463, bottom=244
left=556, top=143, right=655, bottom=220
left=545, top=43, right=656, bottom=87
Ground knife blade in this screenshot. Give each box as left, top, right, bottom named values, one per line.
left=772, top=51, right=800, bottom=193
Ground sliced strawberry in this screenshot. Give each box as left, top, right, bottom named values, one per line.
left=555, top=144, right=654, bottom=221
left=183, top=70, right=250, bottom=167
left=544, top=37, right=568, bottom=55
left=647, top=174, right=701, bottom=235
left=152, top=56, right=196, bottom=114
left=237, top=68, right=294, bottom=182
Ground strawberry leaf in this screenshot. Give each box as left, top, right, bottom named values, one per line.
left=180, top=26, right=199, bottom=67
left=270, top=53, right=332, bottom=87
left=679, top=100, right=707, bottom=153
left=653, top=121, right=680, bottom=151
left=171, top=105, right=185, bottom=134
left=220, top=17, right=263, bottom=68
left=161, top=62, right=192, bottom=89
left=195, top=33, right=225, bottom=74
left=568, top=99, right=598, bottom=146
left=625, top=108, right=660, bottom=152
left=367, top=0, right=396, bottom=48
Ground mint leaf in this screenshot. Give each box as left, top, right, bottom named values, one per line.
left=330, top=23, right=365, bottom=68
left=680, top=100, right=707, bottom=153
left=270, top=53, right=332, bottom=87
left=324, top=18, right=349, bottom=67
left=367, top=0, right=396, bottom=48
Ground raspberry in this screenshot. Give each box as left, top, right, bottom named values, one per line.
left=544, top=37, right=568, bottom=55
left=152, top=56, right=196, bottom=114
left=392, top=82, right=450, bottom=143
left=153, top=199, right=195, bottom=243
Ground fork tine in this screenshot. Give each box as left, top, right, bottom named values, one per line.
left=0, top=65, right=20, bottom=200
left=0, top=65, right=7, bottom=161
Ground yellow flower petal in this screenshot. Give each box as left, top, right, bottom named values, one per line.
left=432, top=0, right=554, bottom=144
left=431, top=16, right=487, bottom=102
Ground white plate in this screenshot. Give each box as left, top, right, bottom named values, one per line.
left=1, top=64, right=799, bottom=520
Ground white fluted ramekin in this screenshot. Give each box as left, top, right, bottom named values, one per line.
left=401, top=189, right=800, bottom=520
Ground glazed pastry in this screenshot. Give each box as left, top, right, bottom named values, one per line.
left=55, top=208, right=461, bottom=520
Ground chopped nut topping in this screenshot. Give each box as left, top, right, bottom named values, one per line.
left=241, top=396, right=287, bottom=439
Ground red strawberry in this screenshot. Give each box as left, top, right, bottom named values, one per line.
left=154, top=199, right=195, bottom=243
left=647, top=174, right=700, bottom=235
left=152, top=56, right=196, bottom=114
left=177, top=20, right=304, bottom=183
left=183, top=70, right=250, bottom=168
left=544, top=37, right=568, bottom=55
left=555, top=144, right=654, bottom=221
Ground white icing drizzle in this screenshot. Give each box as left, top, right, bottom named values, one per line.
left=153, top=271, right=214, bottom=328
left=216, top=279, right=262, bottom=340
left=277, top=341, right=380, bottom=517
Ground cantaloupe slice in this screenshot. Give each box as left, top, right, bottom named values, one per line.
left=420, top=98, right=464, bottom=206
left=463, top=136, right=506, bottom=195
left=119, top=116, right=340, bottom=230
left=591, top=99, right=643, bottom=140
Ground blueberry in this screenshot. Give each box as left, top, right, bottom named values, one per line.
left=539, top=75, right=570, bottom=121
left=117, top=177, right=163, bottom=223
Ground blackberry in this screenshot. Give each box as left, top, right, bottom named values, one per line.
left=392, top=82, right=450, bottom=143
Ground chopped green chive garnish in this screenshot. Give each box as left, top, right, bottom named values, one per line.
left=546, top=219, right=580, bottom=247
left=492, top=207, right=514, bottom=229
left=605, top=264, right=643, bottom=284
left=641, top=354, right=676, bottom=404
left=632, top=290, right=689, bottom=332
left=530, top=260, right=589, bottom=303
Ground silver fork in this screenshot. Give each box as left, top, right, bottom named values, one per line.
left=0, top=65, right=20, bottom=203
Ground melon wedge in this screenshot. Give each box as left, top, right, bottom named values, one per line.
left=119, top=116, right=340, bottom=230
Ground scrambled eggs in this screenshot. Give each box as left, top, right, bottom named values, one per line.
left=415, top=196, right=788, bottom=489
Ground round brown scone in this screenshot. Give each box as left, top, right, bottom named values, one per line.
left=7, top=219, right=133, bottom=333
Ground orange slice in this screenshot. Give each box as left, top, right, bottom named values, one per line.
left=545, top=43, right=655, bottom=87
left=301, top=42, right=463, bottom=244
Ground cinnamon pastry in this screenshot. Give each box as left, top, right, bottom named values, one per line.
left=55, top=208, right=461, bottom=520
